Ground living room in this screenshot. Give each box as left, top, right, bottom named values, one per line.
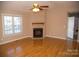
left=0, top=1, right=79, bottom=57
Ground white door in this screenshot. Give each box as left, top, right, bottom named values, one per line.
left=67, top=17, right=75, bottom=39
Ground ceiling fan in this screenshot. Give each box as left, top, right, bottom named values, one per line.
left=31, top=3, right=48, bottom=12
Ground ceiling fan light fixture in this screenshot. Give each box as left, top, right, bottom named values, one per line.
left=33, top=3, right=38, bottom=7
left=32, top=8, right=40, bottom=12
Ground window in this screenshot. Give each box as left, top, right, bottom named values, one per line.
left=3, top=15, right=22, bottom=35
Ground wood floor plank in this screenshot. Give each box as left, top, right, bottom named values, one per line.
left=0, top=37, right=79, bottom=57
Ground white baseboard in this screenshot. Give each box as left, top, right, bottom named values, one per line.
left=46, top=35, right=66, bottom=40
left=46, top=35, right=79, bottom=43
left=0, top=36, right=32, bottom=45
left=0, top=35, right=78, bottom=45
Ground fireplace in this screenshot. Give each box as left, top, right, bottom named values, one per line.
left=33, top=28, right=43, bottom=38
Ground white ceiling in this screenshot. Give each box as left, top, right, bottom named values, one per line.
left=0, top=1, right=79, bottom=13
left=0, top=1, right=51, bottom=13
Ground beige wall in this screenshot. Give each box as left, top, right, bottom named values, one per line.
left=0, top=10, right=45, bottom=44
left=46, top=2, right=79, bottom=39
left=0, top=12, right=2, bottom=41
left=0, top=11, right=31, bottom=44
left=0, top=2, right=79, bottom=44
left=31, top=11, right=45, bottom=23
left=30, top=11, right=46, bottom=37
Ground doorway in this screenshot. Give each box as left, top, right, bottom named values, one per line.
left=66, top=12, right=79, bottom=56
left=67, top=12, right=79, bottom=40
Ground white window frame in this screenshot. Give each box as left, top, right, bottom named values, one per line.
left=2, top=14, right=23, bottom=37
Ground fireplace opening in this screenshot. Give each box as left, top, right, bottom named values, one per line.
left=33, top=28, right=43, bottom=38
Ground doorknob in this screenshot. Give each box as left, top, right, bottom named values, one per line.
left=76, top=29, right=78, bottom=32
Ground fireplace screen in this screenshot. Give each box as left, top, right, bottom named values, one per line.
left=33, top=28, right=43, bottom=38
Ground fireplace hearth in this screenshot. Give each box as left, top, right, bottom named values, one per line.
left=33, top=28, right=43, bottom=38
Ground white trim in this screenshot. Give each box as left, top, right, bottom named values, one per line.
left=0, top=35, right=78, bottom=45
left=1, top=13, right=22, bottom=17
left=0, top=36, right=32, bottom=45
left=2, top=14, right=23, bottom=37
left=32, top=37, right=45, bottom=39
left=77, top=40, right=79, bottom=43
left=46, top=35, right=66, bottom=40
left=46, top=35, right=79, bottom=42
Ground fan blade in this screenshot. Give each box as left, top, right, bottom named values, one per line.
left=40, top=6, right=48, bottom=8
left=39, top=8, right=43, bottom=10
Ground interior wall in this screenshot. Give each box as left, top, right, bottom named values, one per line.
left=46, top=2, right=79, bottom=39
left=0, top=12, right=2, bottom=42
left=0, top=2, right=79, bottom=44
left=30, top=11, right=45, bottom=37
left=0, top=10, right=31, bottom=44
left=0, top=10, right=45, bottom=44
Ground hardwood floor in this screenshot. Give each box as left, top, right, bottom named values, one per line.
left=0, top=37, right=79, bottom=57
